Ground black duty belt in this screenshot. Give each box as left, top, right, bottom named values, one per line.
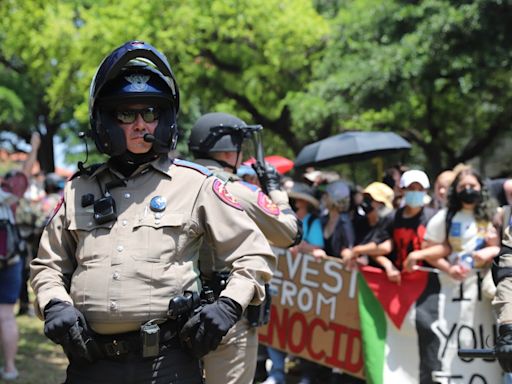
left=93, top=320, right=180, bottom=359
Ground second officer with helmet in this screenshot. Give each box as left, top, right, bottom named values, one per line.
left=189, top=112, right=301, bottom=384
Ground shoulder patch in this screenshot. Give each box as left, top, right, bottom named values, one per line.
left=46, top=196, right=64, bottom=226
left=257, top=191, right=280, bottom=216
left=174, top=158, right=212, bottom=176
left=239, top=181, right=259, bottom=192
left=213, top=179, right=243, bottom=211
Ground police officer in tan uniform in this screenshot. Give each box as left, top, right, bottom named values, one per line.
left=188, top=112, right=301, bottom=384
left=30, top=41, right=275, bottom=384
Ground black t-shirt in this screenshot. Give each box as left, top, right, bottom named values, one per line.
left=321, top=212, right=355, bottom=258
left=385, top=206, right=435, bottom=270
left=353, top=211, right=394, bottom=246
left=353, top=211, right=394, bottom=268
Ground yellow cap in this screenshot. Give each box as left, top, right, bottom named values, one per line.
left=363, top=182, right=394, bottom=209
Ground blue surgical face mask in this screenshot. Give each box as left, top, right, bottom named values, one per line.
left=404, top=191, right=426, bottom=208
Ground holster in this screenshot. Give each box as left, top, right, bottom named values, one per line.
left=202, top=271, right=230, bottom=299
left=202, top=272, right=271, bottom=328
left=245, top=284, right=272, bottom=327
left=60, top=323, right=98, bottom=363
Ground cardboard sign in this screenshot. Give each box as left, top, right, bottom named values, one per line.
left=258, top=247, right=364, bottom=378
left=259, top=249, right=501, bottom=382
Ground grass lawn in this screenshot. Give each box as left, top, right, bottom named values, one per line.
left=12, top=314, right=67, bottom=384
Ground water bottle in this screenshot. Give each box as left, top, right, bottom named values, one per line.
left=459, top=252, right=474, bottom=270
left=474, top=237, right=486, bottom=251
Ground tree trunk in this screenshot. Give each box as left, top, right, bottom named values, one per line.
left=38, top=116, right=60, bottom=173
left=38, top=132, right=55, bottom=173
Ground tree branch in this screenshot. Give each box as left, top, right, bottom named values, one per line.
left=199, top=49, right=243, bottom=73
left=455, top=109, right=512, bottom=164
left=222, top=89, right=301, bottom=152
left=0, top=54, right=25, bottom=74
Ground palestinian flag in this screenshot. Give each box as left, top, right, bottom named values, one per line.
left=358, top=266, right=501, bottom=384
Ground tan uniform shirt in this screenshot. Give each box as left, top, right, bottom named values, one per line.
left=30, top=157, right=275, bottom=334
left=195, top=159, right=299, bottom=275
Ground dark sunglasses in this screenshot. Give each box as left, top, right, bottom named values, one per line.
left=115, top=107, right=160, bottom=124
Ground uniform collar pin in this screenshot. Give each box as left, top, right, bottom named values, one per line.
left=150, top=196, right=167, bottom=212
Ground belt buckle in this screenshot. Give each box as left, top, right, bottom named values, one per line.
left=105, top=339, right=129, bottom=357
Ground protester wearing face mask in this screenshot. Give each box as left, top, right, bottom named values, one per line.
left=405, top=168, right=499, bottom=281
left=321, top=180, right=355, bottom=258
left=342, top=182, right=395, bottom=270
left=366, top=170, right=436, bottom=284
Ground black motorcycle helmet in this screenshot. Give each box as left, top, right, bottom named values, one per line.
left=89, top=41, right=180, bottom=156
left=188, top=112, right=248, bottom=158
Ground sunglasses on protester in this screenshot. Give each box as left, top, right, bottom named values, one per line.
left=115, top=107, right=160, bottom=124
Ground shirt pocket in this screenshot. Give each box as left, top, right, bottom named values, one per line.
left=67, top=213, right=114, bottom=264
left=132, top=213, right=186, bottom=263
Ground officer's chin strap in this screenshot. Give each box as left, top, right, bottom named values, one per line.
left=207, top=145, right=243, bottom=175
left=207, top=157, right=237, bottom=174
left=234, top=149, right=242, bottom=174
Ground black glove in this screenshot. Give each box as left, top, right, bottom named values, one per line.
left=252, top=162, right=281, bottom=194
left=44, top=299, right=94, bottom=361
left=180, top=297, right=242, bottom=358
left=496, top=324, right=512, bottom=372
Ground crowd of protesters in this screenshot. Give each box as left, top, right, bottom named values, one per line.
left=251, top=161, right=507, bottom=384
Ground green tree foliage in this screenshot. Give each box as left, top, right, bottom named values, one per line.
left=1, top=0, right=512, bottom=177
left=0, top=0, right=80, bottom=170
left=300, top=0, right=512, bottom=176
left=1, top=0, right=329, bottom=168
left=69, top=0, right=329, bottom=157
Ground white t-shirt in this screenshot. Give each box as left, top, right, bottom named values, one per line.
left=424, top=208, right=490, bottom=264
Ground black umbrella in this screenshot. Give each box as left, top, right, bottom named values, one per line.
left=294, top=131, right=411, bottom=168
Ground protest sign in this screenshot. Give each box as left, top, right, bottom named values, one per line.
left=259, top=248, right=502, bottom=383
left=258, top=248, right=364, bottom=378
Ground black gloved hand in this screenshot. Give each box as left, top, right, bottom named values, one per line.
left=180, top=297, right=242, bottom=358
left=44, top=299, right=94, bottom=361
left=496, top=324, right=512, bottom=372
left=252, top=162, right=281, bottom=194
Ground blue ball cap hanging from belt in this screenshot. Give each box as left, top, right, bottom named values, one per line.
left=150, top=196, right=167, bottom=212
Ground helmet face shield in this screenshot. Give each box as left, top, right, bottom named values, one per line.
left=89, top=41, right=179, bottom=156
left=189, top=112, right=262, bottom=157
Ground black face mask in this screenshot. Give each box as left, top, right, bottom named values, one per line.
left=360, top=196, right=374, bottom=214
left=457, top=188, right=482, bottom=204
